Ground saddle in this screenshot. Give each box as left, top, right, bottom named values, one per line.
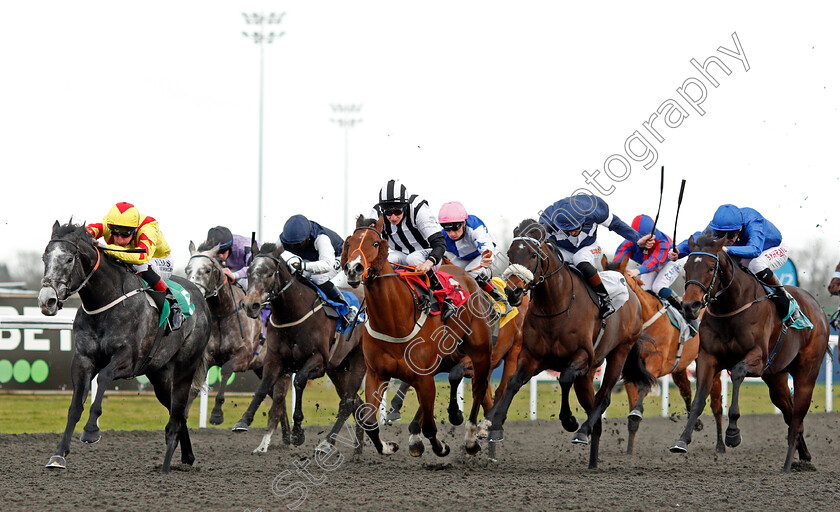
left=397, top=270, right=469, bottom=316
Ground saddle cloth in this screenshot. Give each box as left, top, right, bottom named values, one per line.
left=143, top=280, right=196, bottom=327
left=398, top=270, right=469, bottom=316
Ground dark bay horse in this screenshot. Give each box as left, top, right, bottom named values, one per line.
left=342, top=216, right=493, bottom=457
left=670, top=233, right=829, bottom=473
left=233, top=243, right=366, bottom=455
left=484, top=219, right=654, bottom=469
left=386, top=294, right=529, bottom=427
left=185, top=241, right=291, bottom=426
left=38, top=221, right=211, bottom=473
left=603, top=255, right=724, bottom=455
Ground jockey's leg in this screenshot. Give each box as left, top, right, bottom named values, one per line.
left=316, top=279, right=356, bottom=324
left=577, top=261, right=614, bottom=318
left=472, top=267, right=511, bottom=314
left=410, top=250, right=455, bottom=321
left=137, top=263, right=183, bottom=332
left=755, top=269, right=799, bottom=327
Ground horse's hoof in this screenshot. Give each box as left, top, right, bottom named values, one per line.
left=291, top=430, right=306, bottom=446
left=209, top=410, right=224, bottom=426
left=464, top=441, right=481, bottom=455
left=694, top=419, right=704, bottom=432
left=45, top=455, right=66, bottom=469
left=670, top=440, right=688, bottom=453
left=571, top=431, right=590, bottom=445
left=384, top=410, right=401, bottom=424
left=560, top=416, right=579, bottom=433
left=488, top=429, right=504, bottom=443
left=716, top=442, right=726, bottom=454
left=315, top=440, right=333, bottom=455
left=231, top=421, right=249, bottom=433
left=409, top=435, right=425, bottom=457
left=448, top=408, right=464, bottom=426
left=381, top=442, right=399, bottom=455
left=80, top=429, right=101, bottom=444
left=725, top=431, right=741, bottom=448
left=434, top=440, right=451, bottom=457
left=181, top=454, right=195, bottom=465
left=627, top=413, right=642, bottom=434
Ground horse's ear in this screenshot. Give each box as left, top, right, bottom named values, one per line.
left=355, top=214, right=365, bottom=228
left=52, top=220, right=61, bottom=235
left=189, top=241, right=196, bottom=255
left=688, top=235, right=696, bottom=252
left=620, top=255, right=629, bottom=273
left=375, top=216, right=385, bottom=233
left=251, top=240, right=260, bottom=255
left=208, top=244, right=220, bottom=258
left=273, top=244, right=284, bottom=259
left=600, top=254, right=608, bottom=270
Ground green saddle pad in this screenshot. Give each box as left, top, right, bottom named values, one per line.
left=144, top=280, right=196, bottom=327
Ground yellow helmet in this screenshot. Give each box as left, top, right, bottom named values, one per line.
left=105, top=202, right=141, bottom=229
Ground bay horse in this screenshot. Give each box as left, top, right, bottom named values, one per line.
left=670, top=233, right=829, bottom=473
left=484, top=219, right=654, bottom=469
left=603, top=255, right=724, bottom=455
left=342, top=216, right=493, bottom=457
left=232, top=242, right=366, bottom=455
left=185, top=241, right=291, bottom=427
left=386, top=294, right=529, bottom=428
left=38, top=221, right=211, bottom=473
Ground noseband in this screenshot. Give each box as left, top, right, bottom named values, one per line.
left=684, top=251, right=733, bottom=307
left=42, top=239, right=101, bottom=304
left=503, top=236, right=562, bottom=291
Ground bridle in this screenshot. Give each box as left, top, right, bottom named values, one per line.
left=684, top=251, right=734, bottom=308
left=42, top=238, right=101, bottom=307
left=252, top=253, right=296, bottom=305
left=503, top=236, right=563, bottom=291
left=347, top=225, right=391, bottom=282
left=186, top=253, right=227, bottom=298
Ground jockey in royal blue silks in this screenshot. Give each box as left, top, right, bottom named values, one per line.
left=668, top=204, right=801, bottom=327
left=438, top=201, right=511, bottom=311
left=539, top=194, right=654, bottom=318
left=279, top=214, right=356, bottom=324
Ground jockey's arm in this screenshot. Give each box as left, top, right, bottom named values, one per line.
left=726, top=219, right=765, bottom=259
left=300, top=234, right=336, bottom=274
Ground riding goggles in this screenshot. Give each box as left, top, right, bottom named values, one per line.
left=713, top=229, right=740, bottom=239
left=110, top=226, right=136, bottom=238
left=441, top=222, right=464, bottom=232
left=383, top=207, right=405, bottom=217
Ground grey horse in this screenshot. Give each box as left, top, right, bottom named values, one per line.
left=185, top=241, right=291, bottom=430
left=38, top=221, right=211, bottom=473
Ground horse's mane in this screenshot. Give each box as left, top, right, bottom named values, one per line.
left=513, top=218, right=546, bottom=239
left=356, top=215, right=378, bottom=228
left=53, top=221, right=89, bottom=241
left=258, top=242, right=278, bottom=254
left=197, top=240, right=217, bottom=252
left=693, top=230, right=719, bottom=250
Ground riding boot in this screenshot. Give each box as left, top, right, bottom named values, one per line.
left=165, top=289, right=185, bottom=333
left=475, top=273, right=512, bottom=315
left=585, top=273, right=615, bottom=319
left=664, top=293, right=699, bottom=336
left=319, top=281, right=357, bottom=325
left=427, top=270, right=457, bottom=322
left=756, top=269, right=800, bottom=327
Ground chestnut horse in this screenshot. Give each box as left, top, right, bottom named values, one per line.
left=670, top=233, right=829, bottom=473
left=342, top=216, right=493, bottom=457
left=485, top=219, right=654, bottom=469
left=603, top=255, right=724, bottom=455
left=386, top=294, right=529, bottom=426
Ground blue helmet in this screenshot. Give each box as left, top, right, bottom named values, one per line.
left=280, top=215, right=312, bottom=245
left=709, top=204, right=743, bottom=232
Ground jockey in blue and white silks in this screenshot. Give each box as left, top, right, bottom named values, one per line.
left=539, top=194, right=654, bottom=318
left=669, top=204, right=799, bottom=326
left=438, top=201, right=510, bottom=309
left=279, top=214, right=355, bottom=323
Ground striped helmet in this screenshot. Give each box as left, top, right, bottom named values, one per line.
left=377, top=179, right=409, bottom=208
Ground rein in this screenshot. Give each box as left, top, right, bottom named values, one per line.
left=686, top=250, right=770, bottom=318
left=506, top=236, right=571, bottom=317
left=187, top=253, right=227, bottom=298
left=254, top=253, right=325, bottom=329
left=43, top=239, right=102, bottom=300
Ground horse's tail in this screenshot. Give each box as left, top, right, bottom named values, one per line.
left=190, top=352, right=211, bottom=395
left=622, top=333, right=656, bottom=389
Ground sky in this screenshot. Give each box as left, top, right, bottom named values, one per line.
left=1, top=2, right=839, bottom=277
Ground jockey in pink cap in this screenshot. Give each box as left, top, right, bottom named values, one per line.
left=439, top=201, right=510, bottom=311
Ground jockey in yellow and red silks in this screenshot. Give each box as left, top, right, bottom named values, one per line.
left=87, top=202, right=183, bottom=331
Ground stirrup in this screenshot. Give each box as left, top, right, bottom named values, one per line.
left=598, top=295, right=615, bottom=319
left=441, top=299, right=457, bottom=322
left=166, top=298, right=184, bottom=333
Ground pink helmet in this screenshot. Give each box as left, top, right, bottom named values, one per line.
left=439, top=201, right=468, bottom=223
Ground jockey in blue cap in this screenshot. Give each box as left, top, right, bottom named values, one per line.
left=279, top=214, right=355, bottom=323
left=540, top=194, right=654, bottom=318
left=669, top=204, right=800, bottom=326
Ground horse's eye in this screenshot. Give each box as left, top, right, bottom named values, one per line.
left=530, top=252, right=537, bottom=259
left=373, top=242, right=379, bottom=248
left=64, top=256, right=73, bottom=264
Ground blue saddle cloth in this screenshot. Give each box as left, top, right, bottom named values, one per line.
left=312, top=286, right=365, bottom=334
